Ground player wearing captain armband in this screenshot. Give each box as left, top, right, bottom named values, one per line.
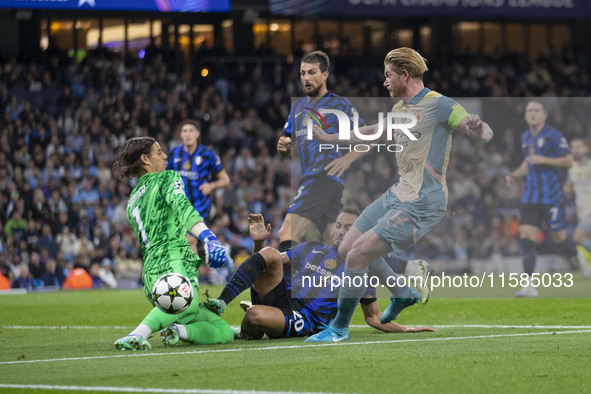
left=307, top=47, right=493, bottom=342
left=112, top=136, right=233, bottom=351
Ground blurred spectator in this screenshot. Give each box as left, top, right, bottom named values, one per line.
left=57, top=226, right=80, bottom=258
left=42, top=258, right=65, bottom=288
left=12, top=264, right=34, bottom=290
left=38, top=224, right=59, bottom=259
left=28, top=251, right=45, bottom=282
left=89, top=262, right=103, bottom=288
left=98, top=259, right=118, bottom=288
left=5, top=210, right=27, bottom=238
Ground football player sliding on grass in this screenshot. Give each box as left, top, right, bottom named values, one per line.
left=205, top=211, right=433, bottom=339
left=112, top=136, right=233, bottom=350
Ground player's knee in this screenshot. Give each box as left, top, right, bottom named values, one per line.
left=259, top=247, right=281, bottom=267
left=351, top=238, right=375, bottom=258
left=346, top=244, right=373, bottom=270
left=244, top=306, right=266, bottom=326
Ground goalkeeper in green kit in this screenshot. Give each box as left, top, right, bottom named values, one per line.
left=113, top=137, right=233, bottom=350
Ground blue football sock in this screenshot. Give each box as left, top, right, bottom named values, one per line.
left=520, top=239, right=537, bottom=276
left=332, top=268, right=368, bottom=330
left=219, top=253, right=266, bottom=306
left=369, top=257, right=414, bottom=298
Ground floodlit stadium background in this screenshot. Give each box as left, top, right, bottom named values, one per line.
left=0, top=0, right=590, bottom=293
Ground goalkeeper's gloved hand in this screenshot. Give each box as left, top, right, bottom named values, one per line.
left=203, top=239, right=230, bottom=268
left=191, top=222, right=232, bottom=268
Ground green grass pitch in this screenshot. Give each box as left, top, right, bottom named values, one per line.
left=1, top=279, right=590, bottom=394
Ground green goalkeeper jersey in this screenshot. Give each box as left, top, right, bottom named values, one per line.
left=126, top=170, right=203, bottom=274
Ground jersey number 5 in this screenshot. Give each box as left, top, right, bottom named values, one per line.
left=132, top=206, right=150, bottom=247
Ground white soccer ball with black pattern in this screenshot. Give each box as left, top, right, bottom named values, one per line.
left=151, top=273, right=194, bottom=314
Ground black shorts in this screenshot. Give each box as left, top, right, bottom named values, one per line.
left=251, top=280, right=323, bottom=338
left=288, top=177, right=344, bottom=233
left=519, top=203, right=566, bottom=231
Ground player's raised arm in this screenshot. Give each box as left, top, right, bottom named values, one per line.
left=248, top=213, right=272, bottom=254
left=199, top=168, right=231, bottom=195
left=457, top=114, right=493, bottom=143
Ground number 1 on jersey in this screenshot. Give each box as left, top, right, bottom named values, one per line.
left=132, top=206, right=150, bottom=247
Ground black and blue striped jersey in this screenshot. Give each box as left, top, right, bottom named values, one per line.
left=283, top=92, right=362, bottom=186
left=288, top=241, right=375, bottom=326
left=167, top=144, right=224, bottom=221
left=520, top=125, right=570, bottom=205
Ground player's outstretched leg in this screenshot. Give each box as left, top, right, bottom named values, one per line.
left=178, top=304, right=234, bottom=344
left=304, top=323, right=349, bottom=343
left=306, top=267, right=368, bottom=342
left=204, top=252, right=268, bottom=315
left=380, top=288, right=421, bottom=324
left=114, top=334, right=152, bottom=351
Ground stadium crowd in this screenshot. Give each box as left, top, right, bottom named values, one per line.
left=0, top=45, right=589, bottom=290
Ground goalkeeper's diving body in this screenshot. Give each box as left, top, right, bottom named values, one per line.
left=112, top=136, right=233, bottom=350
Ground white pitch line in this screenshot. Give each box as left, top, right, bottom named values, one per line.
left=352, top=324, right=591, bottom=329
left=430, top=324, right=591, bottom=329
left=1, top=325, right=134, bottom=330
left=0, top=385, right=346, bottom=394
left=1, top=329, right=590, bottom=366
left=5, top=324, right=591, bottom=330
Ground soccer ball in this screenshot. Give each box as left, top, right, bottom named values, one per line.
left=151, top=273, right=194, bottom=314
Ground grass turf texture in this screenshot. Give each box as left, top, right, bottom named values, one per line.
left=1, top=282, right=590, bottom=394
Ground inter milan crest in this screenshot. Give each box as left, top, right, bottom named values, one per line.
left=324, top=259, right=337, bottom=270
